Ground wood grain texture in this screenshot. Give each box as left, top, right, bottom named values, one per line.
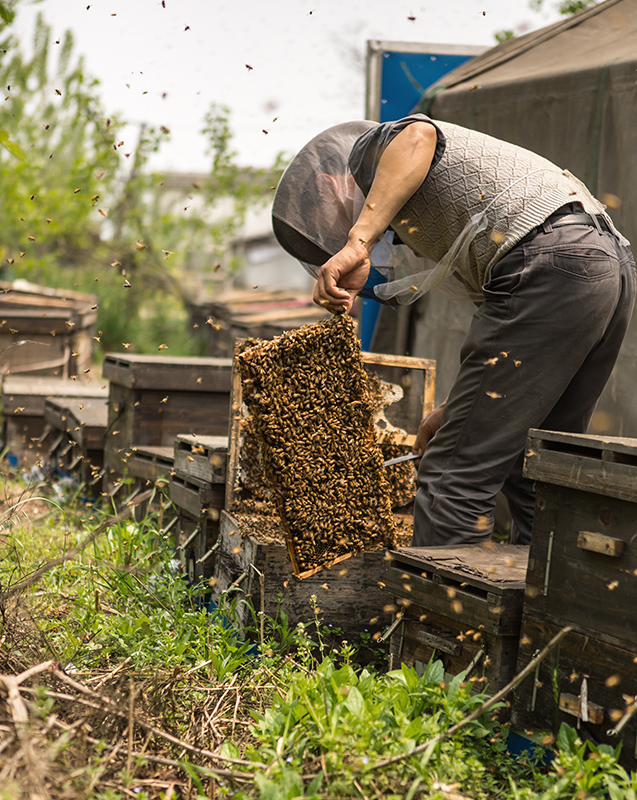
left=524, top=482, right=637, bottom=650
left=525, top=429, right=637, bottom=502
left=102, top=354, right=232, bottom=392
left=513, top=614, right=637, bottom=770
left=173, top=434, right=227, bottom=484
left=2, top=377, right=108, bottom=415
left=212, top=510, right=390, bottom=639
left=388, top=603, right=521, bottom=692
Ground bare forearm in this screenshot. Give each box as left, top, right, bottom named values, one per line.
left=349, top=122, right=437, bottom=253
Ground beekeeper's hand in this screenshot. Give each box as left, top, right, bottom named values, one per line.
left=413, top=400, right=447, bottom=461
left=313, top=121, right=437, bottom=315
left=314, top=238, right=371, bottom=314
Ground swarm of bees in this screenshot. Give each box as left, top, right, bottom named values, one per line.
left=237, top=313, right=396, bottom=574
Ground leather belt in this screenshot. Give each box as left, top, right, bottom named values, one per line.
left=518, top=212, right=612, bottom=246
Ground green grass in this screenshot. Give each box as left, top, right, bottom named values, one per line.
left=0, top=472, right=636, bottom=799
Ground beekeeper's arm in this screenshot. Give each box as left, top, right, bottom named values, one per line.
left=314, top=121, right=437, bottom=314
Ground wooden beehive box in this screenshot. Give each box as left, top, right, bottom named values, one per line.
left=44, top=396, right=108, bottom=488
left=189, top=290, right=329, bottom=358
left=0, top=281, right=96, bottom=377
left=513, top=429, right=637, bottom=768
left=173, top=434, right=227, bottom=484
left=102, top=353, right=232, bottom=473
left=2, top=376, right=108, bottom=467
left=382, top=545, right=528, bottom=691
left=168, top=434, right=228, bottom=582
left=213, top=508, right=395, bottom=639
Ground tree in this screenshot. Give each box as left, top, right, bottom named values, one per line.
left=0, top=12, right=282, bottom=354
left=495, top=0, right=599, bottom=44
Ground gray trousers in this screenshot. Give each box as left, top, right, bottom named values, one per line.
left=413, top=218, right=636, bottom=546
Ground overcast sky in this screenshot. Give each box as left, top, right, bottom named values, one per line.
left=13, top=0, right=563, bottom=172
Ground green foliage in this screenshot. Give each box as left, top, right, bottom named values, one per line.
left=29, top=509, right=253, bottom=674
left=529, top=0, right=599, bottom=15
left=3, top=478, right=637, bottom=798
left=231, top=658, right=515, bottom=798
left=495, top=29, right=516, bottom=44
left=0, top=12, right=283, bottom=356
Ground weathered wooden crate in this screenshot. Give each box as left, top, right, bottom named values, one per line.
left=104, top=445, right=175, bottom=486
left=102, top=353, right=232, bottom=473
left=189, top=290, right=329, bottom=358
left=169, top=471, right=226, bottom=582
left=382, top=545, right=528, bottom=691
left=0, top=281, right=96, bottom=377
left=513, top=617, right=637, bottom=770
left=511, top=429, right=637, bottom=767
left=212, top=509, right=393, bottom=638
left=173, top=434, right=227, bottom=485
left=44, top=396, right=108, bottom=488
left=2, top=376, right=108, bottom=467
left=522, top=429, right=637, bottom=649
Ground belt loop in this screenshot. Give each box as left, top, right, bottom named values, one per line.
left=592, top=214, right=603, bottom=236
left=542, top=217, right=553, bottom=234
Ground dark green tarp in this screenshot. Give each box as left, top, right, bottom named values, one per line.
left=375, top=0, right=637, bottom=436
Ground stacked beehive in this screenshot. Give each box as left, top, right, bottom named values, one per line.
left=513, top=429, right=637, bottom=769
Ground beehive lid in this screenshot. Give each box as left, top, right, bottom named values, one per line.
left=389, top=544, right=528, bottom=590
left=2, top=377, right=108, bottom=415
left=102, top=353, right=232, bottom=392
left=525, top=428, right=637, bottom=501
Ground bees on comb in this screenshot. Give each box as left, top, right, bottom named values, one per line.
left=237, top=314, right=395, bottom=574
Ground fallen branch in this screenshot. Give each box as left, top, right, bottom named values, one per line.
left=368, top=625, right=572, bottom=771
left=50, top=717, right=255, bottom=783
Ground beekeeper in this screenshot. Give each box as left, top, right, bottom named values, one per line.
left=271, top=114, right=636, bottom=547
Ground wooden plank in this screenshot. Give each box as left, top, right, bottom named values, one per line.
left=104, top=384, right=231, bottom=451
left=102, top=353, right=232, bottom=392
left=558, top=693, right=604, bottom=725
left=225, top=341, right=245, bottom=511
left=525, top=429, right=637, bottom=502
left=173, top=434, right=227, bottom=484
left=122, top=446, right=174, bottom=484
left=65, top=399, right=108, bottom=448
left=2, top=377, right=108, bottom=415
left=524, top=483, right=637, bottom=650
left=381, top=562, right=523, bottom=636
left=169, top=472, right=225, bottom=519
left=213, top=510, right=390, bottom=642
left=513, top=614, right=637, bottom=770
left=389, top=604, right=521, bottom=692
left=388, top=545, right=529, bottom=591
left=577, top=531, right=624, bottom=557
left=0, top=309, right=97, bottom=334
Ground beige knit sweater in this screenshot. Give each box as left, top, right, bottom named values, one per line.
left=391, top=120, right=615, bottom=294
